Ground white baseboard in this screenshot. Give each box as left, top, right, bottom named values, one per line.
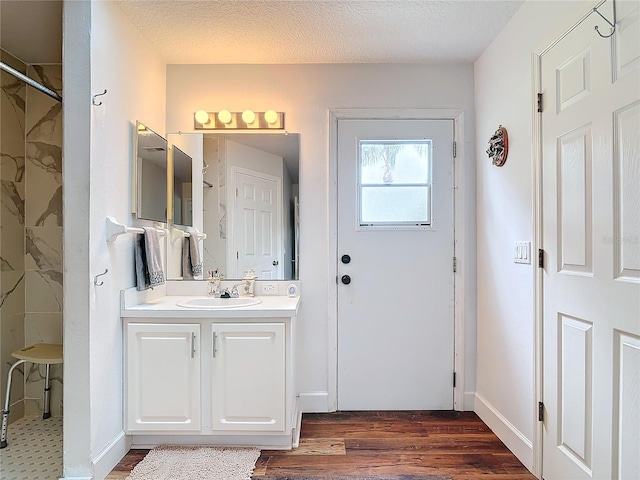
left=463, top=391, right=475, bottom=411
left=474, top=392, right=533, bottom=472
left=90, top=431, right=131, bottom=480
left=297, top=391, right=330, bottom=412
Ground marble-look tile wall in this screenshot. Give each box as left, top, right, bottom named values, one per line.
left=1, top=50, right=27, bottom=423
left=24, top=64, right=63, bottom=417
left=0, top=52, right=63, bottom=421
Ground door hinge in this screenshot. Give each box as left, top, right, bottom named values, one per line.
left=538, top=249, right=544, bottom=268
left=453, top=372, right=457, bottom=388
left=537, top=93, right=543, bottom=113
left=538, top=401, right=544, bottom=422
left=235, top=187, right=238, bottom=197
left=453, top=141, right=457, bottom=158
left=236, top=250, right=239, bottom=260
left=453, top=257, right=458, bottom=273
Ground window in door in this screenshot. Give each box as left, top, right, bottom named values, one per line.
left=358, top=140, right=432, bottom=228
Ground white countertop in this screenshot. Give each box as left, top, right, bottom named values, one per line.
left=121, top=294, right=300, bottom=318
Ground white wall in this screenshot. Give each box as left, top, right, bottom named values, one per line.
left=63, top=1, right=166, bottom=477
left=166, top=63, right=477, bottom=412
left=474, top=0, right=595, bottom=471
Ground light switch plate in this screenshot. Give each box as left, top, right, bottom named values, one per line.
left=514, top=241, right=531, bottom=264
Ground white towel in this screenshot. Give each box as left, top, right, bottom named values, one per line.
left=142, top=227, right=165, bottom=287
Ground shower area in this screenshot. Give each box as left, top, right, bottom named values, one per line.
left=0, top=1, right=63, bottom=478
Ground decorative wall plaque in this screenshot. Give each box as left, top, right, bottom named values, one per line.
left=486, top=125, right=509, bottom=167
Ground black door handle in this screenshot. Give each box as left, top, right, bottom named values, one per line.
left=341, top=275, right=351, bottom=285
left=341, top=254, right=351, bottom=264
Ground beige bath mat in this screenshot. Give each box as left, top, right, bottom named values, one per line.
left=126, top=445, right=260, bottom=480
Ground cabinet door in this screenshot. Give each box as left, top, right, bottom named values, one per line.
left=211, top=323, right=285, bottom=432
left=126, top=323, right=200, bottom=431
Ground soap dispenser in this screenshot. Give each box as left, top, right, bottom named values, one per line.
left=242, top=269, right=258, bottom=297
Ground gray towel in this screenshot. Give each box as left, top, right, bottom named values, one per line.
left=186, top=227, right=203, bottom=277
left=182, top=237, right=193, bottom=280
left=143, top=227, right=165, bottom=287
left=134, top=233, right=150, bottom=291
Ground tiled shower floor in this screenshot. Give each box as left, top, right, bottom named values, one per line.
left=0, top=415, right=62, bottom=480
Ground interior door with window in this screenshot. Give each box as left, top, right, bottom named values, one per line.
left=540, top=2, right=640, bottom=478
left=337, top=118, right=455, bottom=410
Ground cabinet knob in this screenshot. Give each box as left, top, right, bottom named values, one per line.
left=341, top=254, right=351, bottom=264
left=341, top=275, right=351, bottom=285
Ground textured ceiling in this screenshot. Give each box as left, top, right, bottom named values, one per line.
left=116, top=0, right=525, bottom=64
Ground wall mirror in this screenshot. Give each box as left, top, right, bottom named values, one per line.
left=133, top=121, right=168, bottom=222
left=166, top=132, right=300, bottom=281
left=172, top=145, right=193, bottom=226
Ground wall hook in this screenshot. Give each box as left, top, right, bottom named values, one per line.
left=94, top=269, right=108, bottom=286
left=593, top=0, right=616, bottom=38
left=92, top=89, right=107, bottom=106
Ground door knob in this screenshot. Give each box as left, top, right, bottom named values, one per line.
left=272, top=260, right=279, bottom=266
left=341, top=254, right=351, bottom=264
left=341, top=275, right=351, bottom=285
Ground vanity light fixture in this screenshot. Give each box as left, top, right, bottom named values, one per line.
left=264, top=109, right=278, bottom=124
left=218, top=110, right=232, bottom=124
left=194, top=109, right=210, bottom=125
left=194, top=110, right=284, bottom=130
left=242, top=109, right=256, bottom=124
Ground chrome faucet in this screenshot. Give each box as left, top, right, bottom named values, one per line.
left=230, top=284, right=245, bottom=298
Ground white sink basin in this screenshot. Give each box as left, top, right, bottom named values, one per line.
left=176, top=297, right=263, bottom=309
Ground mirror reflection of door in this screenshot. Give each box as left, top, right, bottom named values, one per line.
left=165, top=132, right=299, bottom=280
left=229, top=168, right=282, bottom=279
left=201, top=135, right=299, bottom=280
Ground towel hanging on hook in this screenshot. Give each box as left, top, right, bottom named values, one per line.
left=593, top=0, right=616, bottom=38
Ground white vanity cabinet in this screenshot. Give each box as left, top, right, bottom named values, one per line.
left=125, top=323, right=201, bottom=432
left=211, top=323, right=285, bottom=432
left=121, top=288, right=300, bottom=449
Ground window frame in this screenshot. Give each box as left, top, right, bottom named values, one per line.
left=356, top=139, right=434, bottom=230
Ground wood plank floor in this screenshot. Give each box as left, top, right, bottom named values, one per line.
left=106, top=411, right=536, bottom=480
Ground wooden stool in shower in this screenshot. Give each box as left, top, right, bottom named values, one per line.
left=1, top=343, right=63, bottom=449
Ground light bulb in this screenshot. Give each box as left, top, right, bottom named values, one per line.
left=195, top=110, right=210, bottom=124
left=242, top=110, right=256, bottom=124
left=218, top=110, right=232, bottom=124
left=264, top=110, right=278, bottom=124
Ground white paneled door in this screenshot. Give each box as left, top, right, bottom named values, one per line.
left=229, top=168, right=282, bottom=279
left=337, top=118, right=455, bottom=410
left=541, top=2, right=640, bottom=478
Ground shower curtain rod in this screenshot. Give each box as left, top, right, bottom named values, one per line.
left=0, top=61, right=62, bottom=103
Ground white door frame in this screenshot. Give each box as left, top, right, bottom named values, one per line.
left=532, top=2, right=609, bottom=477
left=328, top=108, right=468, bottom=412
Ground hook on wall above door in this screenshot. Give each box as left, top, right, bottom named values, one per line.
left=593, top=0, right=616, bottom=38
